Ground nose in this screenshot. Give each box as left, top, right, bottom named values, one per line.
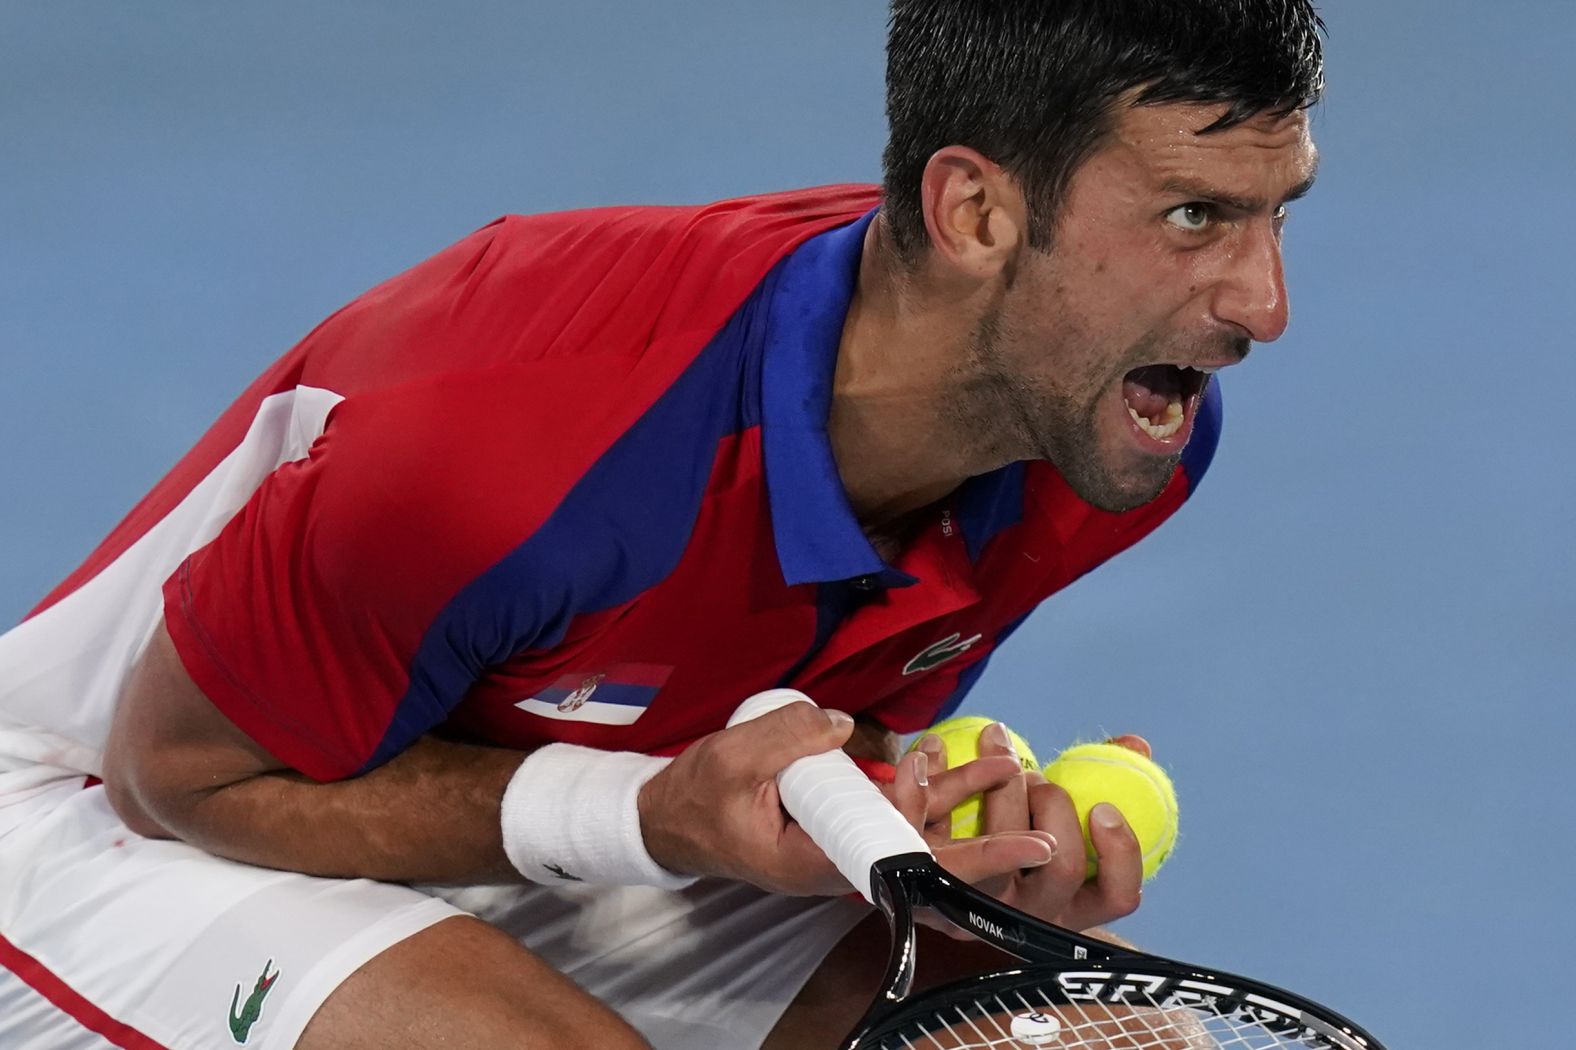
left=1211, top=223, right=1290, bottom=343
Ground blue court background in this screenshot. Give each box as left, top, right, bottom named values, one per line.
left=3, top=3, right=1570, bottom=1046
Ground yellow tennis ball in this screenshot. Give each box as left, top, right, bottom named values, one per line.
left=1042, top=742, right=1178, bottom=881
left=908, top=716, right=1038, bottom=839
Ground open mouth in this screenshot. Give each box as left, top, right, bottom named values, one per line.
left=1122, top=364, right=1212, bottom=442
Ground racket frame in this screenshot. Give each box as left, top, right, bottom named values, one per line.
left=846, top=854, right=1385, bottom=1050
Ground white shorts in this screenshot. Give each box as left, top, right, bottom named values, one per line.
left=0, top=777, right=868, bottom=1049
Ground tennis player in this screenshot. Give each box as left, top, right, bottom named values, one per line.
left=0, top=2, right=1322, bottom=1047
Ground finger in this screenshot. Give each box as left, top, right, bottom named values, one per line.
left=722, top=701, right=856, bottom=781
left=1022, top=778, right=1089, bottom=888
left=1088, top=802, right=1144, bottom=902
left=923, top=754, right=1023, bottom=818
left=934, top=830, right=1057, bottom=884
left=1060, top=802, right=1144, bottom=929
left=978, top=722, right=1030, bottom=835
left=886, top=750, right=931, bottom=832
left=979, top=720, right=1020, bottom=764
left=913, top=734, right=952, bottom=836
left=1107, top=733, right=1153, bottom=760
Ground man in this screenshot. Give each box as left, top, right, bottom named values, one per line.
left=0, top=1, right=1322, bottom=1047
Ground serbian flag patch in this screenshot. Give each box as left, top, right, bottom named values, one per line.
left=513, top=664, right=673, bottom=725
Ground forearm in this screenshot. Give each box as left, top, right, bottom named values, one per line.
left=145, top=734, right=526, bottom=884
left=214, top=717, right=893, bottom=884
left=105, top=621, right=530, bottom=883
left=108, top=621, right=897, bottom=888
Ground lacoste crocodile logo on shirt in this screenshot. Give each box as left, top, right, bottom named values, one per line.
left=902, top=632, right=984, bottom=676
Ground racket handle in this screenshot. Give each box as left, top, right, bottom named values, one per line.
left=729, top=689, right=932, bottom=905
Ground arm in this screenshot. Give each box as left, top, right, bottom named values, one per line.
left=105, top=623, right=1052, bottom=891
left=104, top=620, right=525, bottom=883
left=106, top=619, right=1075, bottom=900
left=104, top=622, right=861, bottom=888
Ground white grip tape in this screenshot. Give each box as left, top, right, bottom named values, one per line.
left=729, top=689, right=932, bottom=904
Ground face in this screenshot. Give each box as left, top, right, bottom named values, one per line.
left=950, top=102, right=1318, bottom=512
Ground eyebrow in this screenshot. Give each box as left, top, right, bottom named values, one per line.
left=1160, top=158, right=1320, bottom=214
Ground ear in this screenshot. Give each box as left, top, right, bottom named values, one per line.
left=917, top=146, right=1025, bottom=281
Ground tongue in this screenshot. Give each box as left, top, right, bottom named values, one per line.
left=1123, top=366, right=1178, bottom=423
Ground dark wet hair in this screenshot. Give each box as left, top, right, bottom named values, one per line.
left=882, top=0, right=1325, bottom=260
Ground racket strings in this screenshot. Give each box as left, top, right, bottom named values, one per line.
left=882, top=982, right=1330, bottom=1049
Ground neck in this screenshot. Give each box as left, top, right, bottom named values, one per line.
left=828, top=217, right=1010, bottom=532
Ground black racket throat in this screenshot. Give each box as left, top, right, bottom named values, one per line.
left=855, top=854, right=1135, bottom=1045
left=867, top=853, right=1133, bottom=1000
left=853, top=854, right=1386, bottom=1050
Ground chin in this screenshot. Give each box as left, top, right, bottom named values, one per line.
left=1056, top=449, right=1179, bottom=514
left=1029, top=394, right=1182, bottom=512
left=1078, top=481, right=1171, bottom=514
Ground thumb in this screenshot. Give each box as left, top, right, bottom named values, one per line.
left=724, top=700, right=855, bottom=776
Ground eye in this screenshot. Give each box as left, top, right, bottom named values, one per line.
left=1164, top=203, right=1213, bottom=232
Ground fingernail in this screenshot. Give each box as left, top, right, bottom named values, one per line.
left=983, top=721, right=1017, bottom=760
left=916, top=733, right=943, bottom=760
left=1092, top=802, right=1125, bottom=829
left=912, top=751, right=929, bottom=787
left=1026, top=835, right=1057, bottom=866
left=826, top=709, right=854, bottom=730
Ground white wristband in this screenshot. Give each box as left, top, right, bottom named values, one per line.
left=500, top=743, right=698, bottom=889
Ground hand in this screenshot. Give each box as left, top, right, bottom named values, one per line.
left=637, top=702, right=1060, bottom=896
left=846, top=716, right=1061, bottom=887
left=916, top=725, right=1149, bottom=932
left=637, top=701, right=852, bottom=894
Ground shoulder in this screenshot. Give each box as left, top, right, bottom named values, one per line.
left=478, top=183, right=883, bottom=326
left=293, top=186, right=881, bottom=396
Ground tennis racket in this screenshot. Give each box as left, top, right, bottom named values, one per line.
left=729, top=690, right=1388, bottom=1050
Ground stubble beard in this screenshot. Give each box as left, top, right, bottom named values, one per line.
left=1042, top=396, right=1180, bottom=513
left=948, top=304, right=1179, bottom=514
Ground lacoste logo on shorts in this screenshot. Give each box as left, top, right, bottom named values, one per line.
left=228, top=959, right=279, bottom=1045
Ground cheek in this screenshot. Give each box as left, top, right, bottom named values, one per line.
left=1063, top=241, right=1169, bottom=331
left=1011, top=248, right=1153, bottom=378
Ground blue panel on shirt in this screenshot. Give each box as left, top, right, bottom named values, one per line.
left=360, top=284, right=776, bottom=771
left=1180, top=379, right=1223, bottom=492
left=955, top=462, right=1027, bottom=563
left=759, top=209, right=902, bottom=588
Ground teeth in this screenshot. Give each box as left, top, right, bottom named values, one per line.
left=1127, top=397, right=1186, bottom=440
left=1185, top=364, right=1220, bottom=375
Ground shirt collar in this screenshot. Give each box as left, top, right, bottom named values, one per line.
left=761, top=209, right=916, bottom=588
left=759, top=208, right=1028, bottom=587
left=955, top=461, right=1027, bottom=562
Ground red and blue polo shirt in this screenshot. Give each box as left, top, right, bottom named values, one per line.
left=17, top=185, right=1220, bottom=782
